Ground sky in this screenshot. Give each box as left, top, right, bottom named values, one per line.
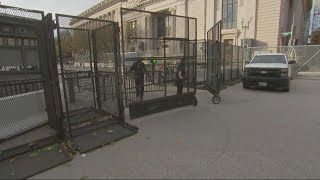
left=0, top=0, right=103, bottom=15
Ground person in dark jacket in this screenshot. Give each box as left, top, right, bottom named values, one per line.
left=129, top=59, right=147, bottom=100
left=176, top=58, right=186, bottom=95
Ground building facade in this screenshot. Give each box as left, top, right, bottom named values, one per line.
left=72, top=0, right=312, bottom=47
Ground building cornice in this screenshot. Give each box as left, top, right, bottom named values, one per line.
left=70, top=0, right=125, bottom=25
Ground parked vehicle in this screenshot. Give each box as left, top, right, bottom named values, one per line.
left=242, top=53, right=296, bottom=92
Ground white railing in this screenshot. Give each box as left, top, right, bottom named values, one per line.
left=245, top=45, right=320, bottom=74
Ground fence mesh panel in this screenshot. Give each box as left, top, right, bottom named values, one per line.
left=93, top=23, right=122, bottom=117
left=196, top=40, right=206, bottom=84
left=56, top=14, right=123, bottom=136
left=56, top=15, right=115, bottom=115
left=207, top=21, right=244, bottom=94
left=121, top=8, right=197, bottom=106
left=0, top=5, right=56, bottom=161
left=0, top=5, right=44, bottom=20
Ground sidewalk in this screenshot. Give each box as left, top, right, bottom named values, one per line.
left=32, top=80, right=320, bottom=179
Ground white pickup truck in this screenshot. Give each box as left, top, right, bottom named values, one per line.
left=242, top=53, right=296, bottom=92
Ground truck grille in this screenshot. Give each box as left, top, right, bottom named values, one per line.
left=248, top=68, right=281, bottom=77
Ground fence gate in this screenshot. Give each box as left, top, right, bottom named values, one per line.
left=55, top=14, right=137, bottom=153
left=0, top=5, right=71, bottom=179
left=120, top=8, right=198, bottom=119
left=0, top=5, right=60, bottom=159
left=206, top=21, right=222, bottom=104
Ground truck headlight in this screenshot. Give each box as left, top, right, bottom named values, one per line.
left=243, top=68, right=249, bottom=76
left=281, top=68, right=288, bottom=77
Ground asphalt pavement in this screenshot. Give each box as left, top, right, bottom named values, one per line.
left=32, top=78, right=320, bottom=179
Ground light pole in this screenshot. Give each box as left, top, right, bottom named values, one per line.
left=241, top=17, right=252, bottom=71
left=241, top=17, right=252, bottom=47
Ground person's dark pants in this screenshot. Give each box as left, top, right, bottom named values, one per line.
left=176, top=78, right=184, bottom=95
left=135, top=76, right=144, bottom=98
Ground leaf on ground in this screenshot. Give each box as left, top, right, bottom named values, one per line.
left=10, top=172, right=15, bottom=176
left=92, top=132, right=97, bottom=136
left=43, top=145, right=55, bottom=152
left=80, top=176, right=88, bottom=180
left=107, top=129, right=114, bottom=134
left=9, top=157, right=17, bottom=162
left=64, top=163, right=72, bottom=167
left=59, top=149, right=63, bottom=153
left=29, top=151, right=39, bottom=157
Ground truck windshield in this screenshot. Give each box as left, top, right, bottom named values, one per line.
left=251, top=55, right=287, bottom=64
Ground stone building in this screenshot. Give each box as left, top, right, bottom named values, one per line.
left=70, top=0, right=312, bottom=47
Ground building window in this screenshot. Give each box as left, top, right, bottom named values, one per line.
left=224, top=39, right=233, bottom=45
left=107, top=12, right=111, bottom=20
left=127, top=20, right=137, bottom=42
left=222, top=0, right=238, bottom=29
left=128, top=20, right=137, bottom=31
left=112, top=10, right=116, bottom=21
left=157, top=16, right=170, bottom=37
left=130, top=47, right=135, bottom=52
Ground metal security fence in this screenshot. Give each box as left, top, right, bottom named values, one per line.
left=56, top=14, right=124, bottom=138
left=125, top=70, right=165, bottom=103
left=0, top=79, right=44, bottom=98
left=0, top=5, right=62, bottom=161
left=206, top=21, right=245, bottom=104
left=221, top=43, right=245, bottom=82
left=121, top=8, right=198, bottom=119
left=196, top=40, right=207, bottom=85
left=206, top=22, right=222, bottom=103
left=245, top=45, right=320, bottom=77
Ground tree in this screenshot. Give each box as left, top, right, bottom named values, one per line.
left=311, top=30, right=320, bottom=45
left=123, top=20, right=143, bottom=52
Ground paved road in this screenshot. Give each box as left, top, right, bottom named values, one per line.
left=32, top=78, right=320, bottom=179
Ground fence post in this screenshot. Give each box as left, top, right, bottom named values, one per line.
left=152, top=63, right=155, bottom=83
left=77, top=71, right=80, bottom=92
left=67, top=77, right=76, bottom=103
left=237, top=46, right=240, bottom=78
left=222, top=44, right=226, bottom=83
left=230, top=45, right=233, bottom=81
left=111, top=74, right=115, bottom=101
left=103, top=75, right=106, bottom=100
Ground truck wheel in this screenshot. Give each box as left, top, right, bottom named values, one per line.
left=283, top=87, right=290, bottom=92
left=193, top=98, right=198, bottom=106
left=212, top=95, right=221, bottom=104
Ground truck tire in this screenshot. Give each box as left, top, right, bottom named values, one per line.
left=283, top=87, right=290, bottom=92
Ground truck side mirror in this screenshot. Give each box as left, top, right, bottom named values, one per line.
left=288, top=60, right=296, bottom=64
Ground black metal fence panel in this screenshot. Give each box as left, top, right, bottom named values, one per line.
left=0, top=79, right=43, bottom=98
left=120, top=8, right=197, bottom=113
left=206, top=21, right=222, bottom=97
left=92, top=23, right=123, bottom=118
left=196, top=40, right=207, bottom=85
left=206, top=21, right=245, bottom=99
left=0, top=5, right=60, bottom=160
left=55, top=14, right=123, bottom=137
